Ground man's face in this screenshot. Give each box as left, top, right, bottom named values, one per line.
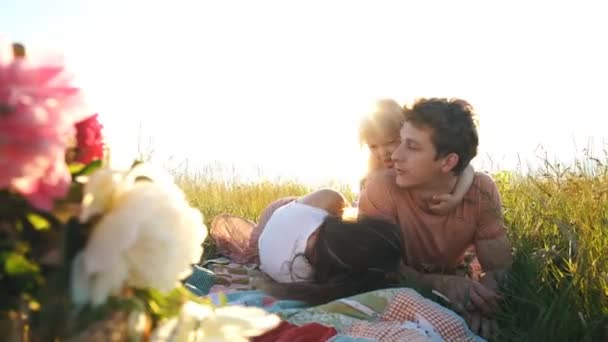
left=391, top=122, right=447, bottom=188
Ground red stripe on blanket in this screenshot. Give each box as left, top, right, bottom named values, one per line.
left=252, top=321, right=337, bottom=342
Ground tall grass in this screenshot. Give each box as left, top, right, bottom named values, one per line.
left=175, top=157, right=607, bottom=341
left=492, top=157, right=608, bottom=341
left=174, top=164, right=357, bottom=221
left=174, top=166, right=356, bottom=259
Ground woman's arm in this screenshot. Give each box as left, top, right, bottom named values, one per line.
left=297, top=189, right=348, bottom=217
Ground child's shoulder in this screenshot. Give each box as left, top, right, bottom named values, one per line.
left=363, top=169, right=398, bottom=191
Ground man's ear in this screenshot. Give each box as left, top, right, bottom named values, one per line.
left=441, top=153, right=459, bottom=174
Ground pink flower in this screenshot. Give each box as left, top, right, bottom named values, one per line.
left=74, top=113, right=104, bottom=164
left=0, top=41, right=87, bottom=211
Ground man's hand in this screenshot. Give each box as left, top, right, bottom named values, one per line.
left=465, top=310, right=498, bottom=340
left=429, top=275, right=501, bottom=316
left=479, top=271, right=499, bottom=294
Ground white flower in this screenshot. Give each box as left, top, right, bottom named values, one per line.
left=71, top=163, right=207, bottom=306
left=150, top=301, right=281, bottom=342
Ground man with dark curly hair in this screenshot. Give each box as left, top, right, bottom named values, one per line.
left=358, top=97, right=512, bottom=339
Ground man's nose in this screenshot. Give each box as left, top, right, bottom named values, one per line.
left=391, top=144, right=404, bottom=162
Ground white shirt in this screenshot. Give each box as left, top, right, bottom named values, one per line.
left=258, top=201, right=328, bottom=283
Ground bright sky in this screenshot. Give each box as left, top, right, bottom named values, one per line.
left=3, top=0, right=607, bottom=187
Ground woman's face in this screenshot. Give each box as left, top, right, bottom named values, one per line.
left=366, top=132, right=401, bottom=169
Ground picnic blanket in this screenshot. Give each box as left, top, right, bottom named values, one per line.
left=184, top=257, right=263, bottom=295
left=204, top=288, right=485, bottom=342
left=199, top=212, right=486, bottom=341
left=184, top=266, right=484, bottom=341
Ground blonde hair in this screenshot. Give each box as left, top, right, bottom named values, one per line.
left=358, top=99, right=405, bottom=146
left=358, top=99, right=405, bottom=174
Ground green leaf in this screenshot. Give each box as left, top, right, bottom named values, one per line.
left=3, top=252, right=39, bottom=276
left=14, top=241, right=30, bottom=255
left=62, top=218, right=87, bottom=268
left=59, top=182, right=84, bottom=204
left=14, top=220, right=23, bottom=232
left=68, top=162, right=86, bottom=175
left=74, top=160, right=102, bottom=177
left=133, top=287, right=191, bottom=320
left=26, top=212, right=51, bottom=231
left=131, top=160, right=144, bottom=169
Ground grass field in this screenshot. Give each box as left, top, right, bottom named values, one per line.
left=174, top=158, right=608, bottom=341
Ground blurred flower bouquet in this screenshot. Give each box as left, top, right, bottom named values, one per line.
left=0, top=41, right=279, bottom=341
